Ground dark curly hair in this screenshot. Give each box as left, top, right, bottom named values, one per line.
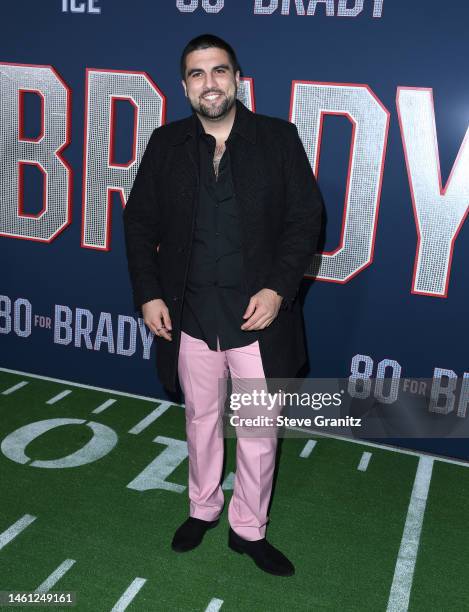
left=180, top=33, right=241, bottom=80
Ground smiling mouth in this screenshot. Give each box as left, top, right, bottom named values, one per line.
left=202, top=93, right=223, bottom=101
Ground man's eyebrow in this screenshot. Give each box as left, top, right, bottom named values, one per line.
left=187, top=64, right=231, bottom=76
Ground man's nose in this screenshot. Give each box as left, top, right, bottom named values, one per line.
left=204, top=73, right=217, bottom=90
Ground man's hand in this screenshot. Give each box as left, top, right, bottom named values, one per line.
left=142, top=298, right=172, bottom=341
left=241, top=288, right=283, bottom=331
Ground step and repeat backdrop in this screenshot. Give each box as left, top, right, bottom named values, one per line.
left=1, top=0, right=468, bottom=460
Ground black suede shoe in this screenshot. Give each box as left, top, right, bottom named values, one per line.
left=171, top=517, right=219, bottom=552
left=228, top=527, right=295, bottom=576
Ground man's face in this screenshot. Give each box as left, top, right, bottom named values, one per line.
left=182, top=47, right=240, bottom=120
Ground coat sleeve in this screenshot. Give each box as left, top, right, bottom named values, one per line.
left=264, top=121, right=323, bottom=310
left=122, top=128, right=163, bottom=314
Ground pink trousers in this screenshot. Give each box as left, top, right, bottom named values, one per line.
left=177, top=330, right=278, bottom=541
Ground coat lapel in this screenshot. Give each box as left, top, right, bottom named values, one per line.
left=167, top=112, right=200, bottom=221
left=227, top=101, right=261, bottom=244
left=168, top=100, right=259, bottom=232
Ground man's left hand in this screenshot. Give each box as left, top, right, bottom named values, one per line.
left=241, top=288, right=283, bottom=330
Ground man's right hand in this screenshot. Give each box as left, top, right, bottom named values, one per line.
left=142, top=299, right=172, bottom=341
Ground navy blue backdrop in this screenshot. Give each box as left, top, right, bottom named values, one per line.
left=1, top=0, right=468, bottom=460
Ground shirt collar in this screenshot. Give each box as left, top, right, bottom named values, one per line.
left=172, top=98, right=256, bottom=146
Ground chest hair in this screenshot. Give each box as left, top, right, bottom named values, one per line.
left=213, top=141, right=226, bottom=180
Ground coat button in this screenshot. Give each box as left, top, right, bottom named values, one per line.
left=177, top=247, right=185, bottom=253
left=172, top=296, right=179, bottom=301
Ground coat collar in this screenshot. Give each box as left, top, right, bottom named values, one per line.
left=170, top=98, right=256, bottom=146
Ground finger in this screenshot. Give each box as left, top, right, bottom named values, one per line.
left=156, top=326, right=172, bottom=341
left=162, top=310, right=172, bottom=331
left=242, top=297, right=257, bottom=319
left=149, top=321, right=160, bottom=335
left=153, top=315, right=172, bottom=341
left=157, top=318, right=172, bottom=340
left=252, top=314, right=273, bottom=330
left=241, top=311, right=268, bottom=330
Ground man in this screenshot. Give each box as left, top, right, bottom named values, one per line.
left=123, top=34, right=324, bottom=577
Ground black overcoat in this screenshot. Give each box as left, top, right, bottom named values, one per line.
left=123, top=99, right=324, bottom=394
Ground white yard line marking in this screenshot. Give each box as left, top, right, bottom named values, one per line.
left=222, top=472, right=235, bottom=490
left=92, top=398, right=117, bottom=414
left=357, top=451, right=372, bottom=471
left=46, top=390, right=73, bottom=405
left=110, top=577, right=147, bottom=611
left=128, top=402, right=172, bottom=434
left=1, top=367, right=467, bottom=468
left=1, top=381, right=29, bottom=395
left=35, top=559, right=76, bottom=593
left=386, top=456, right=434, bottom=612
left=288, top=425, right=469, bottom=469
left=205, top=598, right=224, bottom=612
left=0, top=514, right=36, bottom=551
left=299, top=440, right=317, bottom=458
left=0, top=367, right=184, bottom=406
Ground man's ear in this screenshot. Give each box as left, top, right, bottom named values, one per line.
left=235, top=70, right=240, bottom=87
left=181, top=79, right=187, bottom=97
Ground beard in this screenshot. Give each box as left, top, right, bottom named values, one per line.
left=190, top=86, right=237, bottom=120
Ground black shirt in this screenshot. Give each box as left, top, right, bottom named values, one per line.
left=180, top=113, right=259, bottom=351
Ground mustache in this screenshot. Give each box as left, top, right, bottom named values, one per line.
left=200, top=90, right=224, bottom=97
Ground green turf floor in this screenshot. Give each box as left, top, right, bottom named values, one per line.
left=0, top=370, right=468, bottom=611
